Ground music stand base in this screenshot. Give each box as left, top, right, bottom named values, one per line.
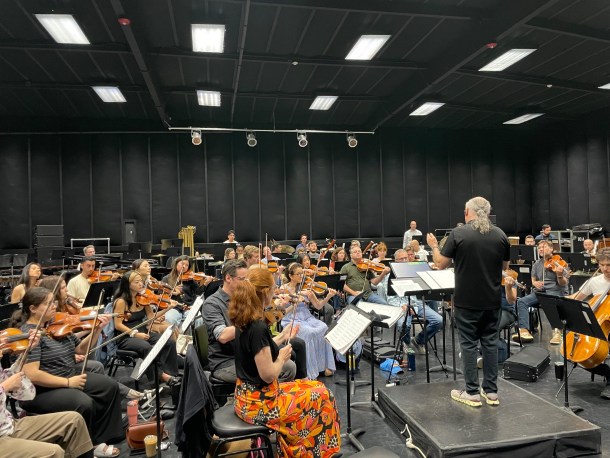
left=335, top=379, right=370, bottom=397
left=563, top=405, right=584, bottom=414
left=429, top=364, right=462, bottom=375
left=342, top=428, right=365, bottom=451
left=350, top=400, right=386, bottom=419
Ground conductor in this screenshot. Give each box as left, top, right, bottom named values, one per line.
left=427, top=197, right=510, bottom=408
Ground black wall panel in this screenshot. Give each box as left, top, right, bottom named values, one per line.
left=91, top=135, right=121, bottom=244
left=150, top=135, right=180, bottom=242
left=179, top=140, right=207, bottom=243
left=0, top=136, right=29, bottom=247
left=2, top=124, right=610, bottom=250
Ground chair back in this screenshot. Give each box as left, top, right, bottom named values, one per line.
left=12, top=254, right=27, bottom=268
left=192, top=323, right=211, bottom=370
left=0, top=302, right=21, bottom=331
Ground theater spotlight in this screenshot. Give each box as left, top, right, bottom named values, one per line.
left=347, top=133, right=358, bottom=148
left=191, top=129, right=202, bottom=146
left=297, top=131, right=308, bottom=148
left=246, top=131, right=257, bottom=147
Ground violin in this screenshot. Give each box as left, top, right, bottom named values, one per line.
left=147, top=279, right=173, bottom=294
left=88, top=271, right=116, bottom=283
left=263, top=301, right=287, bottom=324
left=180, top=272, right=213, bottom=285
left=356, top=258, right=386, bottom=273
left=266, top=260, right=280, bottom=273
left=0, top=328, right=32, bottom=354
left=303, top=277, right=330, bottom=296
left=501, top=269, right=527, bottom=290
left=46, top=311, right=126, bottom=338
left=544, top=255, right=568, bottom=272
left=136, top=289, right=188, bottom=311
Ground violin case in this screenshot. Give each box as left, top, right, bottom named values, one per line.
left=503, top=346, right=550, bottom=382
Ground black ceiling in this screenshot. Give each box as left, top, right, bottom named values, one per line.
left=0, top=0, right=609, bottom=132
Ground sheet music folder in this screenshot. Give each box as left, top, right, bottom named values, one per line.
left=325, top=305, right=372, bottom=355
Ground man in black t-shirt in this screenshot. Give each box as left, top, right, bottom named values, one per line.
left=427, top=196, right=510, bottom=408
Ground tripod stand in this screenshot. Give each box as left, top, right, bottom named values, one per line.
left=341, top=345, right=365, bottom=451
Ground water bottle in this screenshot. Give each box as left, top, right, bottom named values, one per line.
left=127, top=400, right=138, bottom=426
left=407, top=348, right=416, bottom=372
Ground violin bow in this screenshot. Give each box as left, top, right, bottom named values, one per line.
left=15, top=273, right=65, bottom=372
left=146, top=266, right=183, bottom=335
left=80, top=289, right=104, bottom=374
left=304, top=239, right=334, bottom=295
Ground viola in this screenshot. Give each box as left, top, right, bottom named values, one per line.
left=46, top=311, right=125, bottom=338
left=0, top=328, right=32, bottom=354
left=501, top=269, right=527, bottom=290
left=147, top=279, right=173, bottom=294
left=544, top=255, right=568, bottom=272
left=180, top=272, right=213, bottom=285
left=267, top=260, right=280, bottom=273
left=87, top=271, right=116, bottom=283
left=356, top=259, right=386, bottom=274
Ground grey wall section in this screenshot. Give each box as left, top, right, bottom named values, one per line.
left=1, top=125, right=609, bottom=249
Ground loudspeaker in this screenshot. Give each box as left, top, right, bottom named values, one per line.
left=35, top=236, right=64, bottom=247
left=34, top=225, right=64, bottom=236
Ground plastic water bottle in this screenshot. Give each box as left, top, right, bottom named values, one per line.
left=407, top=348, right=416, bottom=372
left=127, top=400, right=138, bottom=426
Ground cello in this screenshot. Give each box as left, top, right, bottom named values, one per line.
left=562, top=283, right=610, bottom=369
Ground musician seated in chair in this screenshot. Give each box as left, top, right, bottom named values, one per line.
left=572, top=248, right=610, bottom=399
left=514, top=240, right=569, bottom=345
left=340, top=245, right=390, bottom=305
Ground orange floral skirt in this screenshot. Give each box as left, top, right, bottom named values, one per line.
left=234, top=378, right=341, bottom=457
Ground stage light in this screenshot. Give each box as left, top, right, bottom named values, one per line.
left=297, top=132, right=308, bottom=148
left=347, top=133, right=358, bottom=148
left=246, top=132, right=257, bottom=147
left=191, top=130, right=202, bottom=145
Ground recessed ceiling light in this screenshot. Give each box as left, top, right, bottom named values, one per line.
left=35, top=14, right=90, bottom=45
left=92, top=86, right=126, bottom=103
left=479, top=49, right=536, bottom=72
left=345, top=35, right=391, bottom=60
left=191, top=24, right=225, bottom=53
left=309, top=96, right=338, bottom=111
left=197, top=90, right=221, bottom=107
left=503, top=113, right=544, bottom=125
left=409, top=102, right=445, bottom=116
left=598, top=82, right=610, bottom=90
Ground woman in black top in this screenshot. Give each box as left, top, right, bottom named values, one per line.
left=229, top=270, right=341, bottom=457
left=12, top=287, right=123, bottom=456
left=112, top=271, right=180, bottom=387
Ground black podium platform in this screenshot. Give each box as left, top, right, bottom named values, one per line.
left=377, top=379, right=600, bottom=457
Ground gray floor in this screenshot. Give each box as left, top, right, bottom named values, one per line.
left=114, top=315, right=610, bottom=457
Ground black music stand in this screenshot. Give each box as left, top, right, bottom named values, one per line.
left=537, top=293, right=606, bottom=413
left=83, top=281, right=119, bottom=307
left=131, top=326, right=176, bottom=457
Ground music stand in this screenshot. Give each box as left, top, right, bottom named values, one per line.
left=180, top=296, right=204, bottom=334
left=537, top=293, right=606, bottom=413
left=131, top=326, right=175, bottom=457
left=83, top=281, right=119, bottom=307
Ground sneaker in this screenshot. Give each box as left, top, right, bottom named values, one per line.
left=450, top=389, right=482, bottom=407
left=600, top=386, right=610, bottom=400
left=550, top=329, right=562, bottom=345
left=477, top=357, right=483, bottom=369
left=512, top=329, right=533, bottom=343
left=480, top=389, right=499, bottom=406
left=411, top=339, right=425, bottom=354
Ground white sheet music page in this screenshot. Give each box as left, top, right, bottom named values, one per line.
left=356, top=301, right=405, bottom=328
left=418, top=269, right=455, bottom=289
left=391, top=278, right=422, bottom=296
left=325, top=308, right=371, bottom=355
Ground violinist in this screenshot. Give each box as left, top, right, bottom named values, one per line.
left=10, top=287, right=123, bottom=456
left=224, top=247, right=236, bottom=262
left=235, top=244, right=245, bottom=259
left=162, top=255, right=208, bottom=326
left=10, top=262, right=42, bottom=304
left=202, top=260, right=307, bottom=383
left=296, top=254, right=315, bottom=277
left=66, top=257, right=95, bottom=303
left=372, top=242, right=389, bottom=262
left=280, top=263, right=336, bottom=379
left=306, top=240, right=319, bottom=259
left=242, top=245, right=261, bottom=268
left=295, top=234, right=308, bottom=251
left=329, top=247, right=348, bottom=272
left=132, top=259, right=157, bottom=286
left=572, top=248, right=610, bottom=399
left=514, top=240, right=569, bottom=344
left=340, top=245, right=390, bottom=305
left=0, top=331, right=96, bottom=458
left=112, top=272, right=181, bottom=388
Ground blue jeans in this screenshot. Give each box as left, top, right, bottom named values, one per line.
left=516, top=290, right=564, bottom=331
left=400, top=302, right=443, bottom=345
left=347, top=292, right=387, bottom=305
left=164, top=308, right=183, bottom=326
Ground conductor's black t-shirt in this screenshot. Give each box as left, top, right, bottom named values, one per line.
left=235, top=319, right=279, bottom=386
left=441, top=222, right=510, bottom=310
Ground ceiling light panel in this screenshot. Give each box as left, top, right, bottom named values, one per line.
left=479, top=49, right=536, bottom=72
left=409, top=102, right=445, bottom=116
left=191, top=24, right=225, bottom=53
left=503, top=113, right=544, bottom=124
left=346, top=35, right=391, bottom=60
left=598, top=83, right=610, bottom=90
left=35, top=14, right=90, bottom=45
left=309, top=96, right=338, bottom=111
left=92, top=86, right=126, bottom=103
left=197, top=90, right=221, bottom=107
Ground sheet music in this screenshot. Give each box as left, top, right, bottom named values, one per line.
left=325, top=308, right=371, bottom=355
left=356, top=302, right=404, bottom=328
left=180, top=296, right=204, bottom=333
left=391, top=278, right=422, bottom=296
left=132, top=325, right=175, bottom=380
left=418, top=269, right=455, bottom=290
